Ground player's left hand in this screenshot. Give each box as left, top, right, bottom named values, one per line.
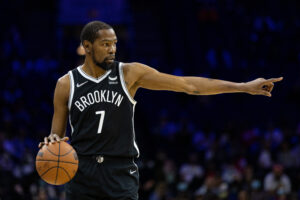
left=245, top=77, right=283, bottom=97
left=38, top=134, right=69, bottom=148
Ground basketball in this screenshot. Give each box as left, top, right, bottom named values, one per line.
left=35, top=141, right=79, bottom=185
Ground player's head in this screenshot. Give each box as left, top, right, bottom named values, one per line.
left=80, top=21, right=117, bottom=70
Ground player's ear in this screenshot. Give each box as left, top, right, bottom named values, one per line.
left=83, top=40, right=92, bottom=54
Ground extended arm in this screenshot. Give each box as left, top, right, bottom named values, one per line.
left=38, top=74, right=70, bottom=147
left=129, top=63, right=282, bottom=97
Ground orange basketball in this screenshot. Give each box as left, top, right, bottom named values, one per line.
left=35, top=141, right=79, bottom=185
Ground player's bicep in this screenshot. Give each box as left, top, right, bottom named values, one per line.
left=135, top=63, right=193, bottom=93
left=51, top=76, right=70, bottom=138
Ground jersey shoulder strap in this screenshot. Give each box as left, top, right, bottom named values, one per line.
left=67, top=68, right=78, bottom=110
left=117, top=62, right=137, bottom=105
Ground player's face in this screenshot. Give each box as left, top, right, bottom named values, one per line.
left=91, top=29, right=117, bottom=70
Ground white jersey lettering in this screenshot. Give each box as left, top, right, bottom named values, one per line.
left=101, top=90, right=107, bottom=102
left=115, top=94, right=124, bottom=107
left=74, top=101, right=85, bottom=111
left=80, top=96, right=90, bottom=107
left=106, top=90, right=111, bottom=103
left=74, top=90, right=124, bottom=112
left=94, top=91, right=100, bottom=103
left=111, top=91, right=118, bottom=103
left=87, top=93, right=95, bottom=104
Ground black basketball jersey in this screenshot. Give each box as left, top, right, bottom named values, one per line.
left=68, top=62, right=139, bottom=158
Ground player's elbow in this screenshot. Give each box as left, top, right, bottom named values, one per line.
left=182, top=80, right=198, bottom=95
left=185, top=86, right=199, bottom=95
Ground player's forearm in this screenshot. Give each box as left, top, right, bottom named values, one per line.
left=183, top=77, right=247, bottom=95
left=50, top=117, right=68, bottom=139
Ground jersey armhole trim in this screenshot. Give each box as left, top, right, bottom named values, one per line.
left=68, top=71, right=75, bottom=110
left=132, top=103, right=140, bottom=158
left=119, top=62, right=137, bottom=105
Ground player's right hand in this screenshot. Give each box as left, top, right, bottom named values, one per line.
left=38, top=134, right=69, bottom=148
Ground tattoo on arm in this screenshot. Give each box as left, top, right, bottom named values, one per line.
left=193, top=91, right=200, bottom=94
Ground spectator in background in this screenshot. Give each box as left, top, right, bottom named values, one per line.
left=149, top=182, right=169, bottom=200
left=258, top=142, right=273, bottom=169
left=194, top=175, right=227, bottom=200
left=278, top=142, right=296, bottom=169
left=264, top=164, right=291, bottom=199
left=179, top=153, right=204, bottom=184
left=163, top=159, right=177, bottom=186
left=239, top=166, right=267, bottom=200
left=221, top=161, right=242, bottom=184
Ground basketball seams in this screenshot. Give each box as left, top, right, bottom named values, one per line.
left=59, top=166, right=72, bottom=181
left=45, top=145, right=59, bottom=156
left=36, top=160, right=78, bottom=165
left=60, top=148, right=73, bottom=157
left=39, top=166, right=72, bottom=184
left=40, top=166, right=59, bottom=178
left=45, top=143, right=73, bottom=156
left=54, top=142, right=61, bottom=184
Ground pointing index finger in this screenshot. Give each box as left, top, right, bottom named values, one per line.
left=266, top=77, right=283, bottom=83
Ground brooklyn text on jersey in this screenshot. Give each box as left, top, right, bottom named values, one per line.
left=74, top=90, right=124, bottom=112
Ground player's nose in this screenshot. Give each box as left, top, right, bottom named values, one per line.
left=108, top=45, right=116, bottom=54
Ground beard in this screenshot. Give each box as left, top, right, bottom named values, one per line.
left=91, top=50, right=114, bottom=71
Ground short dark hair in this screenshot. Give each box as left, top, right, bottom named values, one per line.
left=80, top=21, right=112, bottom=45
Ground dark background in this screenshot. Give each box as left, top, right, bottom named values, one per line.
left=0, top=0, right=299, bottom=199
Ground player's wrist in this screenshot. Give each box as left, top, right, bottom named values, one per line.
left=49, top=133, right=63, bottom=138
left=237, top=82, right=249, bottom=93
left=48, top=133, right=66, bottom=143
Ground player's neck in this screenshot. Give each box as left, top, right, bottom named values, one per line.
left=82, top=60, right=106, bottom=79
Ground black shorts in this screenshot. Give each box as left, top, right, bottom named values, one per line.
left=65, top=155, right=139, bottom=200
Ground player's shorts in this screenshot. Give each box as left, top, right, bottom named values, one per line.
left=65, top=155, right=139, bottom=200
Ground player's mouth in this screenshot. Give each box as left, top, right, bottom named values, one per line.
left=106, top=56, right=115, bottom=63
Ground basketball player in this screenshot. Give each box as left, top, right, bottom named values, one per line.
left=38, top=21, right=283, bottom=200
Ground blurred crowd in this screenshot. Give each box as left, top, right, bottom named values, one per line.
left=1, top=0, right=299, bottom=199
left=2, top=112, right=300, bottom=200
left=136, top=119, right=300, bottom=200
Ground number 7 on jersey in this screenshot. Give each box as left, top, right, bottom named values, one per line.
left=96, top=111, right=105, bottom=134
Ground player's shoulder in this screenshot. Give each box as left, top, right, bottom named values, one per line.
left=54, top=73, right=70, bottom=100
left=54, top=73, right=70, bottom=97
left=57, top=73, right=70, bottom=87
left=121, top=62, right=150, bottom=75
left=120, top=62, right=158, bottom=86
left=121, top=62, right=139, bottom=70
